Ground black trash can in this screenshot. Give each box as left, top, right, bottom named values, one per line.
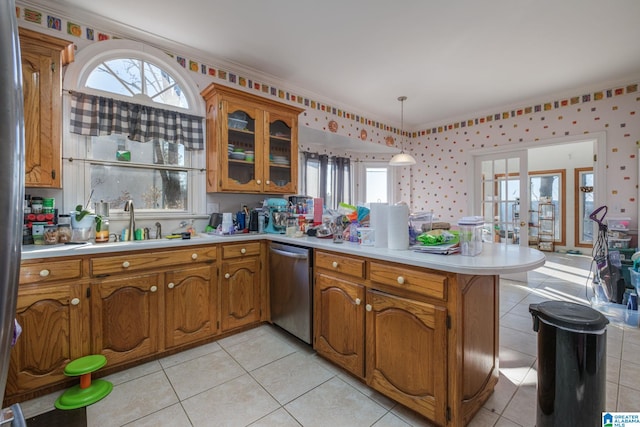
left=529, top=301, right=609, bottom=427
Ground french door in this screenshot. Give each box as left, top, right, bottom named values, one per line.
left=473, top=150, right=529, bottom=249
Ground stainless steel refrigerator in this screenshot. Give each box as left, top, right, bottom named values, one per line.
left=0, top=0, right=26, bottom=424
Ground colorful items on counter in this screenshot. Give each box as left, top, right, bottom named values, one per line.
left=23, top=195, right=58, bottom=245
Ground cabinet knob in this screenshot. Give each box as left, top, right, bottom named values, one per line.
left=332, top=261, right=338, bottom=268
left=150, top=285, right=158, bottom=292
left=225, top=273, right=230, bottom=279
left=355, top=298, right=361, bottom=305
left=39, top=269, right=50, bottom=277
left=122, top=261, right=130, bottom=268
left=168, top=282, right=175, bottom=289
left=397, top=276, right=405, bottom=285
left=70, top=298, right=80, bottom=306
left=256, top=179, right=262, bottom=185
left=265, top=180, right=270, bottom=185
left=366, top=304, right=372, bottom=312
left=240, top=248, right=246, bottom=254
left=191, top=253, right=198, bottom=260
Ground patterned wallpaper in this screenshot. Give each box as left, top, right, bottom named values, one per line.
left=403, top=89, right=640, bottom=227
left=15, top=2, right=640, bottom=230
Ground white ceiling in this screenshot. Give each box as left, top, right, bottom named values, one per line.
left=32, top=0, right=640, bottom=129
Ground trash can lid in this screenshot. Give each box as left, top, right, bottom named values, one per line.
left=529, top=301, right=609, bottom=332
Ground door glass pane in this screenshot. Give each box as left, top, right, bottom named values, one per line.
left=579, top=171, right=594, bottom=244
left=269, top=119, right=292, bottom=188
left=479, top=157, right=521, bottom=245
left=227, top=108, right=255, bottom=185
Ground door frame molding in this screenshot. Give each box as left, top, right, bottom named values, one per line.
left=467, top=132, right=606, bottom=246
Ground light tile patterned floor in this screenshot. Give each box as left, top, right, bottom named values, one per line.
left=18, top=252, right=640, bottom=426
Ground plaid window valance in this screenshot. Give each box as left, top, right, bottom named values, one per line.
left=69, top=92, right=204, bottom=151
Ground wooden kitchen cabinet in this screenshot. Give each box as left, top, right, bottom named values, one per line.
left=220, top=242, right=262, bottom=331
left=90, top=246, right=218, bottom=365
left=314, top=272, right=365, bottom=378
left=313, top=250, right=499, bottom=426
left=19, top=28, right=74, bottom=188
left=165, top=264, right=218, bottom=348
left=6, top=281, right=87, bottom=398
left=365, top=289, right=448, bottom=425
left=201, top=83, right=304, bottom=194
left=90, top=273, right=162, bottom=366
left=6, top=258, right=87, bottom=401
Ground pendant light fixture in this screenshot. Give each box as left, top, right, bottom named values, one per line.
left=389, top=96, right=416, bottom=166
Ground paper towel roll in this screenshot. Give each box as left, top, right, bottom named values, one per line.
left=370, top=203, right=388, bottom=248
left=387, top=204, right=409, bottom=250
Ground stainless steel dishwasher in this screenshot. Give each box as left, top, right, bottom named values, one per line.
left=269, top=242, right=313, bottom=344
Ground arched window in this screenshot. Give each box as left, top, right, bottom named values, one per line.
left=63, top=40, right=205, bottom=217
left=84, top=57, right=189, bottom=109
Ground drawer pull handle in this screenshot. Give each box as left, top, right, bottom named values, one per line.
left=122, top=261, right=130, bottom=268
left=191, top=253, right=198, bottom=260
left=366, top=304, right=372, bottom=312
left=397, top=276, right=405, bottom=285
left=39, top=269, right=50, bottom=277
left=70, top=298, right=80, bottom=306
left=225, top=273, right=230, bottom=279
left=256, top=179, right=262, bottom=185
left=355, top=298, right=361, bottom=305
left=168, top=282, right=175, bottom=289
left=332, top=261, right=338, bottom=268
left=150, top=285, right=158, bottom=292
left=241, top=248, right=246, bottom=254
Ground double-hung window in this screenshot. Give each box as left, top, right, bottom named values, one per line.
left=63, top=40, right=205, bottom=217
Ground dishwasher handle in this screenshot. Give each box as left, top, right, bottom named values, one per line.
left=269, top=247, right=309, bottom=260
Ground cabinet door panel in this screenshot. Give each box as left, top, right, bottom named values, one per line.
left=7, top=283, right=85, bottom=395
left=221, top=100, right=263, bottom=191
left=366, top=290, right=447, bottom=425
left=264, top=111, right=297, bottom=194
left=91, top=273, right=161, bottom=365
left=19, top=28, right=72, bottom=188
left=314, top=273, right=365, bottom=377
left=165, top=265, right=218, bottom=348
left=221, top=258, right=260, bottom=331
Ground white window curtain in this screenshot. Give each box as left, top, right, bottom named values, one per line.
left=301, top=151, right=351, bottom=209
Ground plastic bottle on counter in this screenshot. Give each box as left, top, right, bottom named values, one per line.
left=258, top=212, right=265, bottom=234
left=349, top=220, right=358, bottom=242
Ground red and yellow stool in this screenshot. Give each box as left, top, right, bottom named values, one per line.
left=55, top=355, right=113, bottom=410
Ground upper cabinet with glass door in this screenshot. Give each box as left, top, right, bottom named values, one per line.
left=201, top=84, right=304, bottom=194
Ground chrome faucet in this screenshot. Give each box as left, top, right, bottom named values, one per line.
left=155, top=222, right=162, bottom=239
left=124, top=200, right=135, bottom=241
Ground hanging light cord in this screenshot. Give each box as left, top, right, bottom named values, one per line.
left=398, top=96, right=407, bottom=152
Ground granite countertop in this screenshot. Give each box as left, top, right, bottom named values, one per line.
left=21, top=233, right=546, bottom=276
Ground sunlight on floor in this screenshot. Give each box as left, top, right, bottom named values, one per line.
left=535, top=261, right=593, bottom=286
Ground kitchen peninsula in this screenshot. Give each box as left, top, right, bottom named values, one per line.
left=16, top=235, right=544, bottom=426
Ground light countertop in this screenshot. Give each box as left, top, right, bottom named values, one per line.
left=21, top=233, right=545, bottom=276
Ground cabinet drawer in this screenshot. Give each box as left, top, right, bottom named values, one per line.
left=369, top=262, right=447, bottom=300
left=315, top=251, right=365, bottom=280
left=20, top=259, right=82, bottom=285
left=222, top=242, right=261, bottom=259
left=91, top=246, right=217, bottom=276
